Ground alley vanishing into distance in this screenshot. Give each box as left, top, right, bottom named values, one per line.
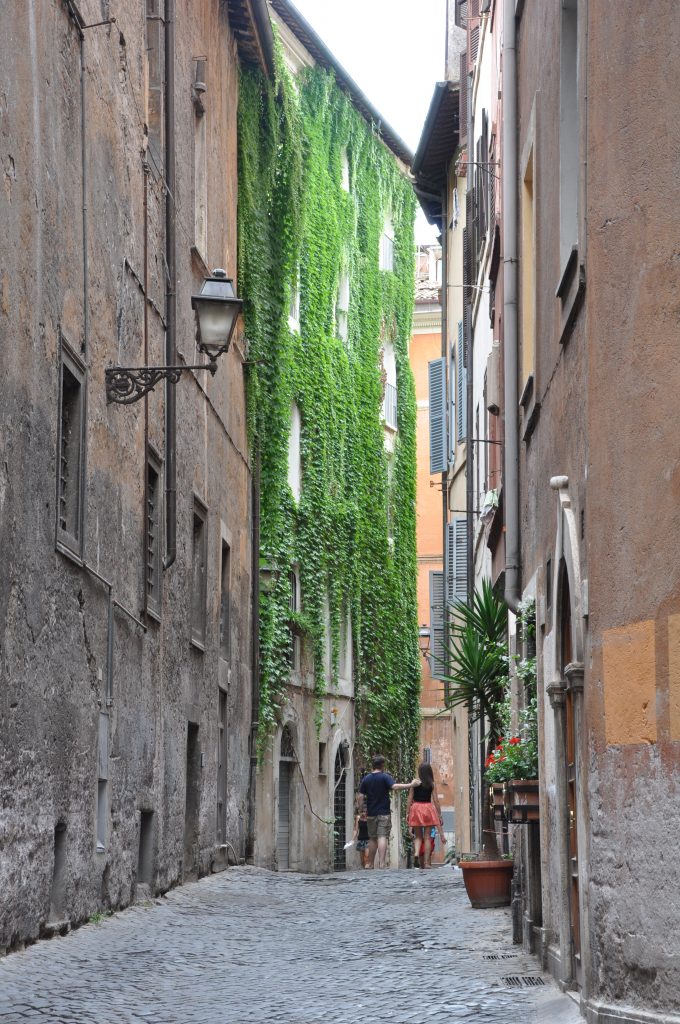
left=0, top=867, right=581, bottom=1024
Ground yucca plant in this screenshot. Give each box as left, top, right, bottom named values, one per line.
left=439, top=579, right=508, bottom=859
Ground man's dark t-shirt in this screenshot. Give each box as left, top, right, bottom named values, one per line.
left=359, top=771, right=395, bottom=816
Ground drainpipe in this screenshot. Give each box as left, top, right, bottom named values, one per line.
left=247, top=448, right=261, bottom=862
left=466, top=77, right=475, bottom=610
left=440, top=187, right=449, bottom=684
left=502, top=0, right=520, bottom=614
left=163, top=0, right=177, bottom=570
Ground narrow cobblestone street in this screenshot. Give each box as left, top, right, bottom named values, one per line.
left=0, top=867, right=582, bottom=1024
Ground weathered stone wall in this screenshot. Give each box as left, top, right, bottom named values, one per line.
left=516, top=0, right=680, bottom=1019
left=0, top=0, right=252, bottom=952
left=583, top=2, right=680, bottom=1019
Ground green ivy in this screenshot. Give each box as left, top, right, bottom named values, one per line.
left=238, top=45, right=420, bottom=780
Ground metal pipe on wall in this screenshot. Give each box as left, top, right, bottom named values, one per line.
left=502, top=0, right=520, bottom=613
left=440, top=185, right=450, bottom=684
left=163, top=0, right=177, bottom=570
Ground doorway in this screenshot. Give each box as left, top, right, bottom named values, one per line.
left=184, top=722, right=200, bottom=880
left=333, top=745, right=348, bottom=871
left=277, top=725, right=296, bottom=871
left=560, top=565, right=582, bottom=987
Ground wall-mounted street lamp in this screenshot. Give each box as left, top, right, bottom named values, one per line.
left=258, top=562, right=281, bottom=594
left=105, top=269, right=243, bottom=404
left=418, top=625, right=431, bottom=661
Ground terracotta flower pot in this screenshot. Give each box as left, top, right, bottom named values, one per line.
left=459, top=859, right=513, bottom=908
left=506, top=779, right=539, bottom=823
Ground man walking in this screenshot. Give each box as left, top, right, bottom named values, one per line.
left=358, top=755, right=413, bottom=869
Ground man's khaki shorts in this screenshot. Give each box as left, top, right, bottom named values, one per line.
left=367, top=814, right=392, bottom=839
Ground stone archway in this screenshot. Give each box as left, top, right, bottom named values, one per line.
left=546, top=476, right=588, bottom=992
left=275, top=719, right=301, bottom=872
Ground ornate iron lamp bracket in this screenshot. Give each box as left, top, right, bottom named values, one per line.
left=105, top=362, right=218, bottom=405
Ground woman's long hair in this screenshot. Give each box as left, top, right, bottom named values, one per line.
left=417, top=762, right=435, bottom=791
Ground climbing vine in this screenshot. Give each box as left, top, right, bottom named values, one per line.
left=238, top=43, right=420, bottom=780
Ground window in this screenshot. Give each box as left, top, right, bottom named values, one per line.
left=191, top=499, right=208, bottom=647
left=219, top=540, right=230, bottom=662
left=381, top=341, right=397, bottom=431
left=448, top=347, right=456, bottom=465
left=318, top=742, right=327, bottom=775
left=339, top=605, right=353, bottom=691
left=521, top=146, right=535, bottom=384
left=289, top=269, right=300, bottom=332
left=288, top=567, right=301, bottom=672
left=452, top=186, right=460, bottom=228
left=287, top=402, right=302, bottom=502
left=336, top=268, right=349, bottom=343
left=423, top=746, right=432, bottom=764
left=193, top=66, right=208, bottom=261
left=145, top=0, right=164, bottom=174
left=456, top=321, right=467, bottom=444
left=429, top=570, right=445, bottom=680
left=559, top=0, right=578, bottom=271
left=96, top=712, right=109, bottom=852
left=57, top=337, right=85, bottom=555
left=146, top=455, right=161, bottom=617
left=379, top=217, right=394, bottom=271
left=340, top=147, right=350, bottom=192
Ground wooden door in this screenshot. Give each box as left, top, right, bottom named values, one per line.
left=277, top=762, right=291, bottom=870
left=560, top=568, right=582, bottom=986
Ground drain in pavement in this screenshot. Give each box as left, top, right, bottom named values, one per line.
left=483, top=953, right=517, bottom=960
left=502, top=975, right=546, bottom=987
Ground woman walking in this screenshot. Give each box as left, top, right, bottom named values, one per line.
left=407, top=763, right=446, bottom=868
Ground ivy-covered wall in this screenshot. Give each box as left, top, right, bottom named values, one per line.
left=238, top=49, right=420, bottom=780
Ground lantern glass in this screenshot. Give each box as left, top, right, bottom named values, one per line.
left=192, top=269, right=242, bottom=361
left=418, top=626, right=431, bottom=657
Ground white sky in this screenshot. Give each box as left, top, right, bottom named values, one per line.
left=289, top=0, right=446, bottom=244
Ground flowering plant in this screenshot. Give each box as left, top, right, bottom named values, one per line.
left=484, top=732, right=538, bottom=783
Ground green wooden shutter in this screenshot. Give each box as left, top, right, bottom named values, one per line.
left=453, top=517, right=468, bottom=604
left=429, top=570, right=445, bottom=680
left=428, top=357, right=447, bottom=475
left=457, top=321, right=467, bottom=443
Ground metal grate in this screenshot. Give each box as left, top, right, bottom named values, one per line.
left=502, top=976, right=546, bottom=988
left=483, top=953, right=517, bottom=960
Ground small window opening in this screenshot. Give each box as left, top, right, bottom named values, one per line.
left=138, top=811, right=154, bottom=885
left=146, top=457, right=161, bottom=615
left=191, top=500, right=208, bottom=647
left=219, top=541, right=231, bottom=662
left=318, top=742, right=327, bottom=775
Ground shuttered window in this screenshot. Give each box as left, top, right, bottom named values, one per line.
left=445, top=517, right=468, bottom=607
left=459, top=51, right=468, bottom=139
left=456, top=321, right=467, bottom=443
left=429, top=570, right=446, bottom=680
left=428, top=357, right=447, bottom=475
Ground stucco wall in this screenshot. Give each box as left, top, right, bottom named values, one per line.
left=0, top=0, right=251, bottom=952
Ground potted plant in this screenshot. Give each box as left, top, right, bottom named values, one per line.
left=440, top=581, right=513, bottom=908
left=485, top=645, right=539, bottom=824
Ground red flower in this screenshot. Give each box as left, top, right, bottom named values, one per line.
left=485, top=755, right=495, bottom=768
left=509, top=737, right=521, bottom=746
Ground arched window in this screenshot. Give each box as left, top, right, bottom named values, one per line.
left=280, top=724, right=296, bottom=761
left=288, top=403, right=302, bottom=502
left=381, top=341, right=397, bottom=431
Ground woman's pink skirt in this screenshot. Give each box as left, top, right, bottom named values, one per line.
left=407, top=802, right=440, bottom=828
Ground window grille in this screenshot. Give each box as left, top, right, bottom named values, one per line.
left=146, top=457, right=161, bottom=615
left=191, top=499, right=208, bottom=646
left=57, top=337, right=85, bottom=555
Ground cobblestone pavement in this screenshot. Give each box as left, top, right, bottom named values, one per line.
left=0, top=867, right=583, bottom=1024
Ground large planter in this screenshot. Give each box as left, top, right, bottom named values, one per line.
left=506, top=779, right=539, bottom=823
left=459, top=859, right=513, bottom=908
left=489, top=783, right=507, bottom=821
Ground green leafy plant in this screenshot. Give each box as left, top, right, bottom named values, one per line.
left=441, top=580, right=509, bottom=858
left=238, top=41, right=419, bottom=776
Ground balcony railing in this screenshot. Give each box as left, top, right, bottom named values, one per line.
left=382, top=383, right=398, bottom=431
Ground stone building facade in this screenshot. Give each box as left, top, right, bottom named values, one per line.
left=0, top=0, right=271, bottom=952
left=513, top=1, right=680, bottom=1020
